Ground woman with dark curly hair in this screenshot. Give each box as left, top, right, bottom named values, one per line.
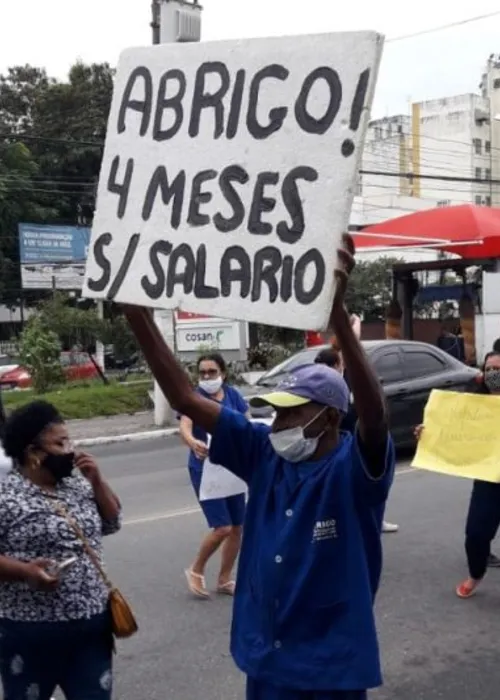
left=0, top=400, right=121, bottom=700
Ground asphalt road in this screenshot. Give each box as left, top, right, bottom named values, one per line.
left=88, top=437, right=500, bottom=700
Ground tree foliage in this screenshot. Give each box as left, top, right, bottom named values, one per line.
left=0, top=141, right=56, bottom=305
left=18, top=316, right=64, bottom=393
left=36, top=294, right=105, bottom=350
left=100, top=314, right=139, bottom=362
left=34, top=294, right=139, bottom=362
left=0, top=62, right=113, bottom=307
left=345, top=257, right=403, bottom=320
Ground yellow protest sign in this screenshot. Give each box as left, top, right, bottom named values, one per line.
left=412, top=389, right=500, bottom=483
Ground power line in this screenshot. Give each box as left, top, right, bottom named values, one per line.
left=387, top=10, right=500, bottom=43
left=360, top=168, right=500, bottom=185
left=0, top=132, right=103, bottom=148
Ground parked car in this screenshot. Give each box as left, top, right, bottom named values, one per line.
left=246, top=340, right=479, bottom=448
left=104, top=347, right=141, bottom=371
left=0, top=351, right=99, bottom=390
left=0, top=355, right=20, bottom=379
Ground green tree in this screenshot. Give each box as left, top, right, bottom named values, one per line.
left=36, top=293, right=106, bottom=350
left=0, top=65, right=51, bottom=134
left=345, top=257, right=403, bottom=320
left=0, top=141, right=56, bottom=306
left=18, top=316, right=64, bottom=393
left=0, top=62, right=113, bottom=309
left=101, top=314, right=139, bottom=363
left=30, top=62, right=113, bottom=224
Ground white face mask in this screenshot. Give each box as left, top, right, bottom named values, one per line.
left=269, top=407, right=328, bottom=463
left=199, top=377, right=223, bottom=395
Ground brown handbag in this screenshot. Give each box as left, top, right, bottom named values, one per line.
left=52, top=501, right=138, bottom=639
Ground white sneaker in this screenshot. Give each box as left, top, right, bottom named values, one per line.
left=382, top=521, right=399, bottom=533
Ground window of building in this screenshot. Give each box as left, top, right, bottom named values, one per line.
left=486, top=195, right=492, bottom=206
left=473, top=138, right=482, bottom=154
left=486, top=140, right=491, bottom=154
left=494, top=78, right=500, bottom=89
left=486, top=168, right=491, bottom=180
left=475, top=167, right=482, bottom=179
left=436, top=199, right=451, bottom=207
left=475, top=195, right=483, bottom=205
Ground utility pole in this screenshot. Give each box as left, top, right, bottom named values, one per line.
left=151, top=0, right=161, bottom=44
left=151, top=0, right=202, bottom=426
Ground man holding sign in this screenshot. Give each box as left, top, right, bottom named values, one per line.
left=123, top=234, right=394, bottom=699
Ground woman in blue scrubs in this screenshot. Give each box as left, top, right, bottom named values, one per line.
left=180, top=352, right=248, bottom=598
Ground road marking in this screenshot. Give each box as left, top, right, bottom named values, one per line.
left=124, top=506, right=201, bottom=526
left=397, top=466, right=417, bottom=475
left=123, top=465, right=418, bottom=526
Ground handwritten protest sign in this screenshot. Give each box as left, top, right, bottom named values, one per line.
left=412, top=390, right=500, bottom=483
left=82, top=32, right=383, bottom=330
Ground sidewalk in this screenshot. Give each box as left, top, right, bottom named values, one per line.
left=68, top=411, right=179, bottom=447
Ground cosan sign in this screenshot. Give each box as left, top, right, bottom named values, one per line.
left=175, top=312, right=247, bottom=352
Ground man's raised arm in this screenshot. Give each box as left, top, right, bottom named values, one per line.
left=330, top=235, right=389, bottom=478
left=123, top=306, right=220, bottom=432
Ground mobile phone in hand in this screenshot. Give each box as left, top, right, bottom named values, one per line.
left=47, top=556, right=78, bottom=578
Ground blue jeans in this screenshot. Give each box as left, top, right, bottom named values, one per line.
left=465, top=480, right=500, bottom=579
left=246, top=678, right=367, bottom=699
left=0, top=611, right=113, bottom=700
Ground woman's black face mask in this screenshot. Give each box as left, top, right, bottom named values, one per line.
left=41, top=452, right=75, bottom=481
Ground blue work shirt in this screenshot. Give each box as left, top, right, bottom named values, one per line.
left=210, top=408, right=395, bottom=691
left=340, top=402, right=392, bottom=598
left=187, top=385, right=248, bottom=472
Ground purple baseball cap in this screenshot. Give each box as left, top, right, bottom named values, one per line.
left=250, top=364, right=349, bottom=413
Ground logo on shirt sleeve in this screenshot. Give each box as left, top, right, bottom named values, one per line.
left=312, top=519, right=338, bottom=543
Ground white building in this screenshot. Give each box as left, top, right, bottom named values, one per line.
left=360, top=54, right=500, bottom=210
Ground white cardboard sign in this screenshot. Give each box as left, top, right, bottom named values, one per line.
left=199, top=460, right=247, bottom=502
left=198, top=418, right=273, bottom=501
left=82, top=32, right=383, bottom=330
left=198, top=436, right=247, bottom=501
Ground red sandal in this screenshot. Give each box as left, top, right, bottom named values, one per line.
left=456, top=579, right=479, bottom=599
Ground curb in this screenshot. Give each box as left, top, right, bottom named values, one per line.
left=74, top=428, right=179, bottom=448
left=71, top=416, right=273, bottom=449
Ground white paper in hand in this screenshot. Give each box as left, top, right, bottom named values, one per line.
left=198, top=436, right=247, bottom=502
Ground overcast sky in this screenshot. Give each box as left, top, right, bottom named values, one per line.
left=1, top=1, right=500, bottom=117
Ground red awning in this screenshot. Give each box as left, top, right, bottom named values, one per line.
left=354, top=204, right=500, bottom=260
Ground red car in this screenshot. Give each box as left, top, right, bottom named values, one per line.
left=0, top=351, right=99, bottom=389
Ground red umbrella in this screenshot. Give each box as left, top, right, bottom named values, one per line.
left=354, top=204, right=500, bottom=260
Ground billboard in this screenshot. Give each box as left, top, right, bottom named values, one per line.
left=18, top=224, right=90, bottom=290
